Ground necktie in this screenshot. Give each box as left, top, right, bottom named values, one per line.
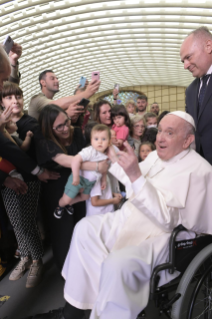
left=198, top=74, right=211, bottom=115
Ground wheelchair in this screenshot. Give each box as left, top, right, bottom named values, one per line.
left=137, top=224, right=212, bottom=319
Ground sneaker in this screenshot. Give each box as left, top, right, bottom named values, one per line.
left=54, top=206, right=64, bottom=219
left=26, top=259, right=43, bottom=288
left=21, top=308, right=65, bottom=319
left=65, top=205, right=74, bottom=215
left=9, top=257, right=32, bottom=281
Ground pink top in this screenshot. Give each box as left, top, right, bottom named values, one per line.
left=112, top=124, right=129, bottom=150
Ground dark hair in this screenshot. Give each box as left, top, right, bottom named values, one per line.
left=111, top=105, right=131, bottom=129
left=138, top=142, right=156, bottom=162
left=141, top=127, right=158, bottom=145
left=84, top=121, right=98, bottom=146
left=38, top=104, right=73, bottom=153
left=93, top=100, right=112, bottom=124
left=39, top=70, right=54, bottom=89
left=0, top=82, right=23, bottom=102
left=91, top=124, right=111, bottom=140
left=137, top=95, right=148, bottom=102
left=157, top=111, right=170, bottom=124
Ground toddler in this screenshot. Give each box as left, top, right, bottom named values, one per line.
left=111, top=105, right=131, bottom=150
left=139, top=142, right=155, bottom=162
left=0, top=109, right=33, bottom=180
left=125, top=100, right=136, bottom=118
left=144, top=112, right=158, bottom=128
left=5, top=119, right=33, bottom=151
left=54, top=124, right=111, bottom=219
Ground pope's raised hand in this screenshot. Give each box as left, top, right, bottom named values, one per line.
left=117, top=141, right=141, bottom=183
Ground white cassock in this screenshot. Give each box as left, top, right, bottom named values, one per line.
left=62, top=149, right=212, bottom=319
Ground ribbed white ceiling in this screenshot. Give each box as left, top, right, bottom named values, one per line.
left=0, top=0, right=210, bottom=107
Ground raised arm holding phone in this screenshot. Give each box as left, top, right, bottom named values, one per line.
left=28, top=70, right=101, bottom=121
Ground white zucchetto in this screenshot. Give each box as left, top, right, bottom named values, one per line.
left=168, top=111, right=196, bottom=130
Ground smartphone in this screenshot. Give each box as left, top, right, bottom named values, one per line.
left=3, top=35, right=14, bottom=55
left=78, top=98, right=90, bottom=108
left=79, top=76, right=87, bottom=88
left=91, top=71, right=100, bottom=82
left=114, top=83, right=120, bottom=92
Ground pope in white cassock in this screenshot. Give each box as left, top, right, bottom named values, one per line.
left=62, top=111, right=212, bottom=319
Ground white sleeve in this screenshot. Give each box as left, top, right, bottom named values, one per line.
left=109, top=161, right=145, bottom=198
left=130, top=179, right=181, bottom=232
left=90, top=179, right=102, bottom=197
left=79, top=146, right=92, bottom=162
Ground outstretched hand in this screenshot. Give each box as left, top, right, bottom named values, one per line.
left=117, top=141, right=141, bottom=183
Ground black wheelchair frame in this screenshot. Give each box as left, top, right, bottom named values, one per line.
left=137, top=224, right=212, bottom=319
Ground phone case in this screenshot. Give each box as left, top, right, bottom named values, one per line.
left=91, top=71, right=100, bottom=81
left=79, top=76, right=86, bottom=88
left=3, top=36, right=14, bottom=54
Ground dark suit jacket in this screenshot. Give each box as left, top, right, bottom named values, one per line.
left=186, top=76, right=212, bottom=165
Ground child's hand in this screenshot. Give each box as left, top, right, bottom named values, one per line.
left=101, top=179, right=107, bottom=190
left=26, top=130, right=33, bottom=137
left=113, top=193, right=123, bottom=205
left=72, top=176, right=80, bottom=186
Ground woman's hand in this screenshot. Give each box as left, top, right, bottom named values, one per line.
left=98, top=159, right=110, bottom=174
left=0, top=106, right=13, bottom=130
left=66, top=100, right=84, bottom=120
left=26, top=130, right=33, bottom=138
left=3, top=177, right=28, bottom=195
left=37, top=169, right=61, bottom=183
left=113, top=88, right=119, bottom=98
left=117, top=141, right=141, bottom=183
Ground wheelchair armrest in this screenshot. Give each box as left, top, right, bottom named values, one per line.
left=168, top=224, right=187, bottom=274
left=150, top=225, right=188, bottom=297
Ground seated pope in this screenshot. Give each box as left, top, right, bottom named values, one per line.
left=40, top=111, right=212, bottom=319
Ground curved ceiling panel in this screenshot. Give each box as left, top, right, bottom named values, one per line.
left=0, top=0, right=210, bottom=108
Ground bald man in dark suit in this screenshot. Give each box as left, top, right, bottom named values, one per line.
left=180, top=26, right=212, bottom=165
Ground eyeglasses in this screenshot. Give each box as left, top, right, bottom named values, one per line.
left=53, top=118, right=71, bottom=132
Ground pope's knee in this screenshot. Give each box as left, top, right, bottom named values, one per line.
left=102, top=250, right=138, bottom=278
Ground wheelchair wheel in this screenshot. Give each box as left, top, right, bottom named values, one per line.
left=171, top=243, right=212, bottom=319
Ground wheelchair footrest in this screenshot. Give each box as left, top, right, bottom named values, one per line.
left=161, top=293, right=181, bottom=310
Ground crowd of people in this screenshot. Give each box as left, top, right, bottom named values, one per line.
left=0, top=25, right=212, bottom=319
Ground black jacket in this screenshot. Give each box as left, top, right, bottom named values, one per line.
left=186, top=76, right=212, bottom=165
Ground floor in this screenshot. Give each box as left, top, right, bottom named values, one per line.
left=0, top=248, right=167, bottom=319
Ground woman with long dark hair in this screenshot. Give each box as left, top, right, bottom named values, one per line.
left=37, top=104, right=109, bottom=270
